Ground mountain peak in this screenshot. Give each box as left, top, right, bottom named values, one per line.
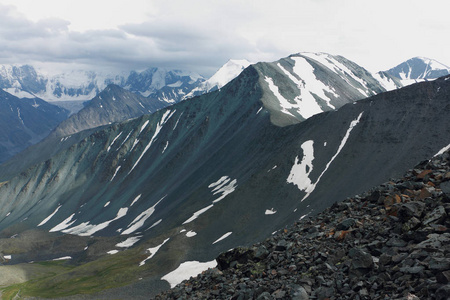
left=384, top=57, right=450, bottom=82
left=204, top=59, right=252, bottom=91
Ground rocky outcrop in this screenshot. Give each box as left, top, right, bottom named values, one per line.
left=155, top=149, right=450, bottom=299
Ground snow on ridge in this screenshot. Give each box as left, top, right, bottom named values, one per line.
left=161, top=260, right=217, bottom=288
left=205, top=59, right=252, bottom=91
left=301, top=53, right=370, bottom=97
left=128, top=110, right=176, bottom=175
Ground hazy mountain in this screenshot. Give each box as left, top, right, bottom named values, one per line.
left=50, top=84, right=167, bottom=138
left=381, top=57, right=450, bottom=87
left=0, top=51, right=448, bottom=299
left=0, top=89, right=69, bottom=163
left=0, top=65, right=205, bottom=105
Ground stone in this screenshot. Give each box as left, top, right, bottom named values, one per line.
left=429, top=257, right=450, bottom=271
left=336, top=218, right=356, bottom=230
left=436, top=270, right=450, bottom=284
left=397, top=201, right=426, bottom=221
left=441, top=181, right=450, bottom=195
left=291, top=285, right=309, bottom=300
left=423, top=206, right=447, bottom=225
left=435, top=284, right=450, bottom=300
left=349, top=248, right=374, bottom=269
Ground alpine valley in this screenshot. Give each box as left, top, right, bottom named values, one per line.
left=0, top=53, right=449, bottom=299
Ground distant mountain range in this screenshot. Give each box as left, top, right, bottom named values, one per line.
left=0, top=60, right=252, bottom=105
left=0, top=49, right=449, bottom=299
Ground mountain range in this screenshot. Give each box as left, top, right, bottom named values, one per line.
left=0, top=51, right=449, bottom=299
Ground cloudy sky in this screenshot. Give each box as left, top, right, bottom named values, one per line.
left=0, top=0, right=449, bottom=77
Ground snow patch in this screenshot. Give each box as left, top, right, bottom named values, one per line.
left=52, top=256, right=72, bottom=261
left=140, top=120, right=150, bottom=134
left=49, top=213, right=76, bottom=232
left=116, top=236, right=142, bottom=248
left=104, top=201, right=110, bottom=207
left=186, top=230, right=197, bottom=237
left=434, top=143, right=450, bottom=157
left=182, top=204, right=214, bottom=225
left=288, top=113, right=363, bottom=201
left=161, top=260, right=217, bottom=288
left=122, top=196, right=165, bottom=235
left=110, top=166, right=121, bottom=181
left=212, top=232, right=232, bottom=244
left=287, top=140, right=315, bottom=194
left=128, top=110, right=175, bottom=174
left=61, top=208, right=128, bottom=236
left=130, top=194, right=142, bottom=206
left=107, top=250, right=119, bottom=255
left=265, top=208, right=277, bottom=215
left=139, top=238, right=170, bottom=266
left=107, top=132, right=122, bottom=152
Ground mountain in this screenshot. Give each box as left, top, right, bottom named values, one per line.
left=49, top=84, right=168, bottom=138
left=0, top=65, right=205, bottom=105
left=254, top=52, right=387, bottom=126
left=0, top=53, right=448, bottom=299
left=0, top=89, right=69, bottom=163
left=381, top=57, right=450, bottom=87
left=0, top=52, right=388, bottom=179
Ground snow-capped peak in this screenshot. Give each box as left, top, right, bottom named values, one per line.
left=204, top=59, right=252, bottom=91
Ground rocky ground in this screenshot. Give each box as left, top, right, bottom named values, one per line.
left=154, top=148, right=450, bottom=299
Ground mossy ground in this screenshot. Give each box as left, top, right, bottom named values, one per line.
left=0, top=247, right=149, bottom=299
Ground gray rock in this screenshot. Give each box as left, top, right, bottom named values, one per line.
left=429, top=257, right=450, bottom=271
left=349, top=248, right=374, bottom=269
left=423, top=206, right=447, bottom=225
left=435, top=284, right=450, bottom=300
left=336, top=218, right=356, bottom=230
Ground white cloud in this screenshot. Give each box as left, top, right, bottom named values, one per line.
left=0, top=0, right=448, bottom=76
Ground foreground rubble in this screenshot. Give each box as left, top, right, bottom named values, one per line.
left=155, top=149, right=450, bottom=299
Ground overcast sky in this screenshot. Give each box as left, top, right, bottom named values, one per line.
left=0, top=0, right=449, bottom=77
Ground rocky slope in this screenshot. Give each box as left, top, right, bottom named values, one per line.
left=155, top=148, right=450, bottom=300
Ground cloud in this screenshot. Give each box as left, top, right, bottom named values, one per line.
left=0, top=1, right=449, bottom=77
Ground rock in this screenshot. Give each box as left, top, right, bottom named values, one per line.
left=336, top=218, right=356, bottom=230
left=291, top=285, right=309, bottom=300
left=429, top=257, right=450, bottom=271
left=423, top=206, right=447, bottom=225
left=216, top=247, right=254, bottom=270
left=435, top=284, right=450, bottom=300
left=386, top=237, right=407, bottom=247
left=441, top=181, right=450, bottom=196
left=397, top=201, right=426, bottom=221
left=349, top=248, right=373, bottom=269
left=437, top=270, right=450, bottom=284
